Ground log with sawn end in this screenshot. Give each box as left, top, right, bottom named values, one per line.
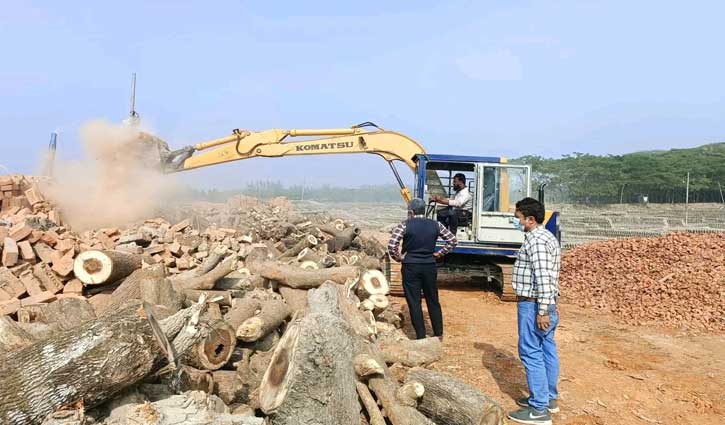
left=73, top=249, right=143, bottom=285
left=258, top=261, right=360, bottom=289
left=405, top=367, right=505, bottom=425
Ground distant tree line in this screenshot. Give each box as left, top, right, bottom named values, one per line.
left=516, top=143, right=725, bottom=204
left=181, top=143, right=725, bottom=205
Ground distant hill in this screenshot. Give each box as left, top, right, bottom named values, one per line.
left=515, top=143, right=725, bottom=204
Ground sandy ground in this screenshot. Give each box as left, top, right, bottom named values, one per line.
left=395, top=278, right=724, bottom=425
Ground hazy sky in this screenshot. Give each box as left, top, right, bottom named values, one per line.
left=1, top=1, right=724, bottom=189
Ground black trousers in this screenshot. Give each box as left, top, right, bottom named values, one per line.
left=437, top=208, right=468, bottom=234
left=401, top=262, right=443, bottom=339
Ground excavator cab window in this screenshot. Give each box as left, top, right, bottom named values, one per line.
left=422, top=161, right=477, bottom=240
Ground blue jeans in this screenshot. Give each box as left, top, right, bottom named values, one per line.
left=517, top=301, right=560, bottom=411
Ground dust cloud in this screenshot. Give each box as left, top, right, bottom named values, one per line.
left=40, top=120, right=182, bottom=231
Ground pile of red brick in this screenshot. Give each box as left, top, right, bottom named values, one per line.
left=561, top=232, right=725, bottom=331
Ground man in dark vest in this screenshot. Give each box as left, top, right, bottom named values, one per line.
left=387, top=198, right=458, bottom=340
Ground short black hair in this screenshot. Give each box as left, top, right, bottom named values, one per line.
left=515, top=197, right=545, bottom=224
left=453, top=173, right=466, bottom=184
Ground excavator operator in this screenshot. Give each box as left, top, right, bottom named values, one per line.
left=431, top=173, right=472, bottom=234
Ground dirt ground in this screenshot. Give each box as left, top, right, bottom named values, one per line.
left=395, top=278, right=724, bottom=425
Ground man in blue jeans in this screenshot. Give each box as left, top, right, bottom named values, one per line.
left=507, top=198, right=561, bottom=425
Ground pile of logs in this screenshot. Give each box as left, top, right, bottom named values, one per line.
left=0, top=175, right=505, bottom=424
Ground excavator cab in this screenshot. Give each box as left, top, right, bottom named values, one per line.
left=394, top=154, right=561, bottom=299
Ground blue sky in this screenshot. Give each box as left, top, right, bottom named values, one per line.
left=1, top=1, right=724, bottom=189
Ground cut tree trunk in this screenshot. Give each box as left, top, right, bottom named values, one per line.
left=93, top=264, right=166, bottom=316
left=0, top=316, right=34, bottom=352
left=176, top=365, right=214, bottom=393
left=183, top=289, right=234, bottom=307
left=236, top=299, right=291, bottom=342
left=295, top=247, right=320, bottom=263
left=376, top=336, right=442, bottom=367
left=277, top=286, right=308, bottom=314
left=259, top=262, right=360, bottom=289
left=357, top=256, right=382, bottom=271
left=405, top=367, right=505, bottom=425
left=0, top=302, right=200, bottom=425
left=395, top=381, right=425, bottom=407
left=172, top=255, right=236, bottom=291
left=357, top=269, right=389, bottom=298
left=72, top=250, right=143, bottom=285
left=279, top=235, right=317, bottom=259
left=258, top=282, right=359, bottom=425
left=212, top=370, right=246, bottom=405
left=186, top=320, right=236, bottom=370
left=326, top=227, right=361, bottom=253
left=356, top=382, right=386, bottom=425
left=224, top=297, right=262, bottom=331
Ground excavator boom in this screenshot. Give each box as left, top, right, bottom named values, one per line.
left=157, top=123, right=426, bottom=202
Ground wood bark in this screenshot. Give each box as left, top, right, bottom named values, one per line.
left=357, top=256, right=382, bottom=271
left=277, top=286, right=308, bottom=314
left=405, top=367, right=505, bottom=425
left=93, top=264, right=166, bottom=316
left=183, top=289, right=234, bottom=306
left=236, top=299, right=290, bottom=342
left=356, top=382, right=386, bottom=425
left=176, top=365, right=214, bottom=394
left=279, top=235, right=317, bottom=259
left=0, top=302, right=199, bottom=425
left=259, top=283, right=359, bottom=425
left=376, top=336, right=443, bottom=367
left=172, top=255, right=235, bottom=291
left=224, top=297, right=262, bottom=331
left=395, top=381, right=425, bottom=407
left=0, top=316, right=34, bottom=352
left=325, top=226, right=361, bottom=253
left=295, top=247, right=320, bottom=263
left=212, top=370, right=246, bottom=405
left=140, top=277, right=184, bottom=316
left=72, top=250, right=143, bottom=285
left=259, top=262, right=360, bottom=289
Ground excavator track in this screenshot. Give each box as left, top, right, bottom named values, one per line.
left=386, top=258, right=404, bottom=296
left=496, top=263, right=517, bottom=301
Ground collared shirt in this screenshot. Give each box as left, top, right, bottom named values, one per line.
left=387, top=215, right=458, bottom=262
left=512, top=225, right=561, bottom=315
left=448, top=188, right=472, bottom=209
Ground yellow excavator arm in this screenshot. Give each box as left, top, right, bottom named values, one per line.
left=160, top=123, right=426, bottom=202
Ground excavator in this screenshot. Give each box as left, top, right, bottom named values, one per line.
left=133, top=122, right=560, bottom=300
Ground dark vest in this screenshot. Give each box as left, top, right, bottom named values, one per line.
left=402, top=217, right=439, bottom=264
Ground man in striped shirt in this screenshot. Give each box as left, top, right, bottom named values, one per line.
left=508, top=197, right=561, bottom=425
left=387, top=198, right=457, bottom=340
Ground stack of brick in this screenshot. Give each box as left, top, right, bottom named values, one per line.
left=561, top=232, right=725, bottom=332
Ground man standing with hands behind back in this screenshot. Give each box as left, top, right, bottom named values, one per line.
left=507, top=197, right=561, bottom=425
left=387, top=198, right=457, bottom=340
